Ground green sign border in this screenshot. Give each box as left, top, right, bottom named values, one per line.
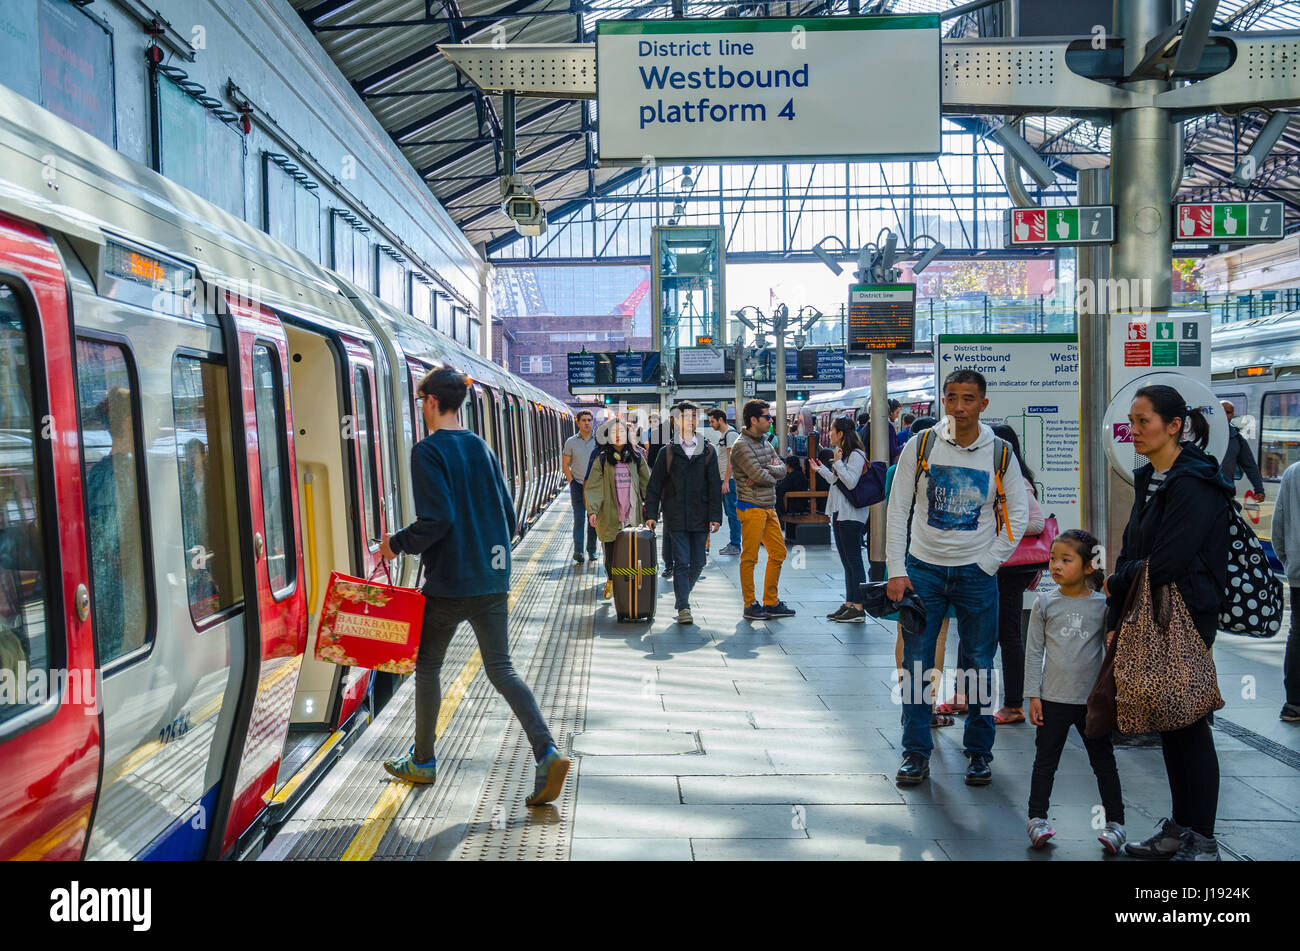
left=937, top=334, right=1078, bottom=344
left=598, top=15, right=939, bottom=35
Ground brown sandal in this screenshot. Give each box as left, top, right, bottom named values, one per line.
left=930, top=713, right=955, bottom=728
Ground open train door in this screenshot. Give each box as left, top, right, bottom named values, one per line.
left=207, top=291, right=308, bottom=859
left=0, top=214, right=101, bottom=859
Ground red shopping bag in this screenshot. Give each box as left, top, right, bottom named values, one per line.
left=314, top=563, right=424, bottom=674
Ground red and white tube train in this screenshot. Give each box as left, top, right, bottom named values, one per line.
left=0, top=84, right=572, bottom=860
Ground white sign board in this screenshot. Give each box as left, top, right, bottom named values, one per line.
left=1107, top=312, right=1211, bottom=396
left=678, top=347, right=726, bottom=376
left=935, top=334, right=1082, bottom=543
left=595, top=15, right=941, bottom=164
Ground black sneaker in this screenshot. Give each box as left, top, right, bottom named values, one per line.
left=965, top=753, right=993, bottom=786
left=743, top=602, right=769, bottom=620
left=1281, top=703, right=1300, bottom=722
left=896, top=751, right=929, bottom=786
left=587, top=550, right=599, bottom=561
left=1125, top=817, right=1187, bottom=859
left=827, top=605, right=850, bottom=619
left=834, top=606, right=866, bottom=623
left=764, top=600, right=796, bottom=618
left=1170, top=830, right=1221, bottom=861
left=573, top=552, right=585, bottom=564
left=662, top=566, right=675, bottom=579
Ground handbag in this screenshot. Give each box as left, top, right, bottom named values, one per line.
left=1219, top=503, right=1283, bottom=637
left=833, top=452, right=887, bottom=509
left=314, top=562, right=425, bottom=674
left=1084, top=559, right=1146, bottom=739
left=1003, top=515, right=1058, bottom=570
left=1113, top=562, right=1225, bottom=734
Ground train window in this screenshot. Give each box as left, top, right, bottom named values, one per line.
left=0, top=286, right=53, bottom=724
left=408, top=365, right=425, bottom=442
left=252, top=345, right=294, bottom=596
left=1260, top=391, right=1300, bottom=479
left=171, top=355, right=244, bottom=626
left=75, top=340, right=150, bottom=664
left=352, top=368, right=381, bottom=545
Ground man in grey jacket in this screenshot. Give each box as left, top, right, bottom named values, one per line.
left=1219, top=401, right=1265, bottom=499
left=730, top=399, right=797, bottom=621
left=1265, top=459, right=1300, bottom=722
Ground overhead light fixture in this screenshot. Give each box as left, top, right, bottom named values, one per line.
left=801, top=309, right=822, bottom=333
left=681, top=166, right=694, bottom=189
left=732, top=308, right=757, bottom=331
left=672, top=200, right=686, bottom=216
left=811, top=236, right=846, bottom=276
left=991, top=121, right=1056, bottom=189
left=910, top=239, right=947, bottom=275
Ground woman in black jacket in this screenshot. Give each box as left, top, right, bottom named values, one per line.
left=1106, top=384, right=1232, bottom=862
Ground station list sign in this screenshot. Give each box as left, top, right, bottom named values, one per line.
left=847, top=284, right=915, bottom=354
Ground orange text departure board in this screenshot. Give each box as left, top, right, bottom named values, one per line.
left=848, top=283, right=915, bottom=354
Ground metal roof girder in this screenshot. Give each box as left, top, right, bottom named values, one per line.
left=1156, top=31, right=1300, bottom=111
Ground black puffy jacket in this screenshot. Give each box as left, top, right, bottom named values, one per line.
left=1106, top=442, right=1233, bottom=644
left=644, top=440, right=724, bottom=533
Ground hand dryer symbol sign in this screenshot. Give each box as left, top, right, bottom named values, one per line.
left=1180, top=204, right=1212, bottom=237
left=1013, top=209, right=1045, bottom=243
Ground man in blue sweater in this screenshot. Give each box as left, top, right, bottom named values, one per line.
left=379, top=367, right=569, bottom=805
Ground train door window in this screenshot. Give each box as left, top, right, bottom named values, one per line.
left=252, top=345, right=294, bottom=596
left=75, top=339, right=150, bottom=664
left=0, top=286, right=54, bottom=724
left=408, top=365, right=425, bottom=442
left=1220, top=392, right=1255, bottom=444
left=352, top=368, right=381, bottom=545
left=171, top=355, right=244, bottom=626
left=1260, top=391, right=1300, bottom=479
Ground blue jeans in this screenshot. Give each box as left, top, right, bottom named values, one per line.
left=901, top=554, right=999, bottom=759
left=669, top=530, right=707, bottom=610
left=723, top=479, right=741, bottom=547
left=570, top=481, right=596, bottom=556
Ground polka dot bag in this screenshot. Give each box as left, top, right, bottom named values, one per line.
left=1220, top=504, right=1283, bottom=637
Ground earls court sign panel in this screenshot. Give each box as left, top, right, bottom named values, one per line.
left=596, top=16, right=940, bottom=164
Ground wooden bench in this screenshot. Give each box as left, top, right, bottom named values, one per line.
left=781, top=490, right=831, bottom=544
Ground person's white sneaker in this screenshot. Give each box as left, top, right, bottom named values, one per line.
left=1027, top=817, right=1056, bottom=849
left=677, top=608, right=693, bottom=625
left=1098, top=821, right=1126, bottom=855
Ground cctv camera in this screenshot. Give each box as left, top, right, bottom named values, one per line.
left=501, top=174, right=547, bottom=236
left=793, top=333, right=806, bottom=350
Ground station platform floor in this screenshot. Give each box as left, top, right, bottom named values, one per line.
left=263, top=499, right=1300, bottom=862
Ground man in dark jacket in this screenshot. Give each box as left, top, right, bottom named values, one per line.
left=1218, top=401, right=1265, bottom=499
left=644, top=401, right=723, bottom=625
left=380, top=366, right=569, bottom=805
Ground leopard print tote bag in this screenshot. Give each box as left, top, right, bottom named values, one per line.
left=1114, top=563, right=1225, bottom=734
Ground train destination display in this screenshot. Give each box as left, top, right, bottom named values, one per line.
left=847, top=283, right=915, bottom=354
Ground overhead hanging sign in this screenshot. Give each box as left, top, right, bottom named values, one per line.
left=1174, top=201, right=1284, bottom=242
left=847, top=284, right=915, bottom=355
left=1005, top=206, right=1115, bottom=246
left=595, top=15, right=941, bottom=164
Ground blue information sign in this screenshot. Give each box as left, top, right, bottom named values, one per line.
left=614, top=352, right=644, bottom=385
left=568, top=351, right=596, bottom=386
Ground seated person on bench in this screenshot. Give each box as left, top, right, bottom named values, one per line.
left=775, top=455, right=809, bottom=518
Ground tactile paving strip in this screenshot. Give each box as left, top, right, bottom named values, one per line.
left=263, top=502, right=572, bottom=860
left=453, top=537, right=597, bottom=861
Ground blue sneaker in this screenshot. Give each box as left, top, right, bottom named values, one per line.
left=525, top=746, right=571, bottom=807
left=383, top=746, right=437, bottom=784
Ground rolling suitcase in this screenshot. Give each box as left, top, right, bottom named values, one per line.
left=612, top=526, right=657, bottom=622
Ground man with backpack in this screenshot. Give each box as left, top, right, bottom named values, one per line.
left=644, top=402, right=723, bottom=625
left=885, top=368, right=1029, bottom=788
left=706, top=408, right=743, bottom=556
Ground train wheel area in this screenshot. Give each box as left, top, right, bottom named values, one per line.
left=261, top=500, right=1300, bottom=863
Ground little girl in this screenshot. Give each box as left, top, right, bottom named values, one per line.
left=1024, top=529, right=1126, bottom=854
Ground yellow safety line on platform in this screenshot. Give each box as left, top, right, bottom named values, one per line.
left=268, top=729, right=345, bottom=805
left=339, top=511, right=564, bottom=862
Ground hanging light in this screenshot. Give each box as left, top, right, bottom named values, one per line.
left=681, top=166, right=694, bottom=189
left=672, top=200, right=686, bottom=216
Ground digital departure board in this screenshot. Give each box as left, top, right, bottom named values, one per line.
left=848, top=284, right=915, bottom=354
